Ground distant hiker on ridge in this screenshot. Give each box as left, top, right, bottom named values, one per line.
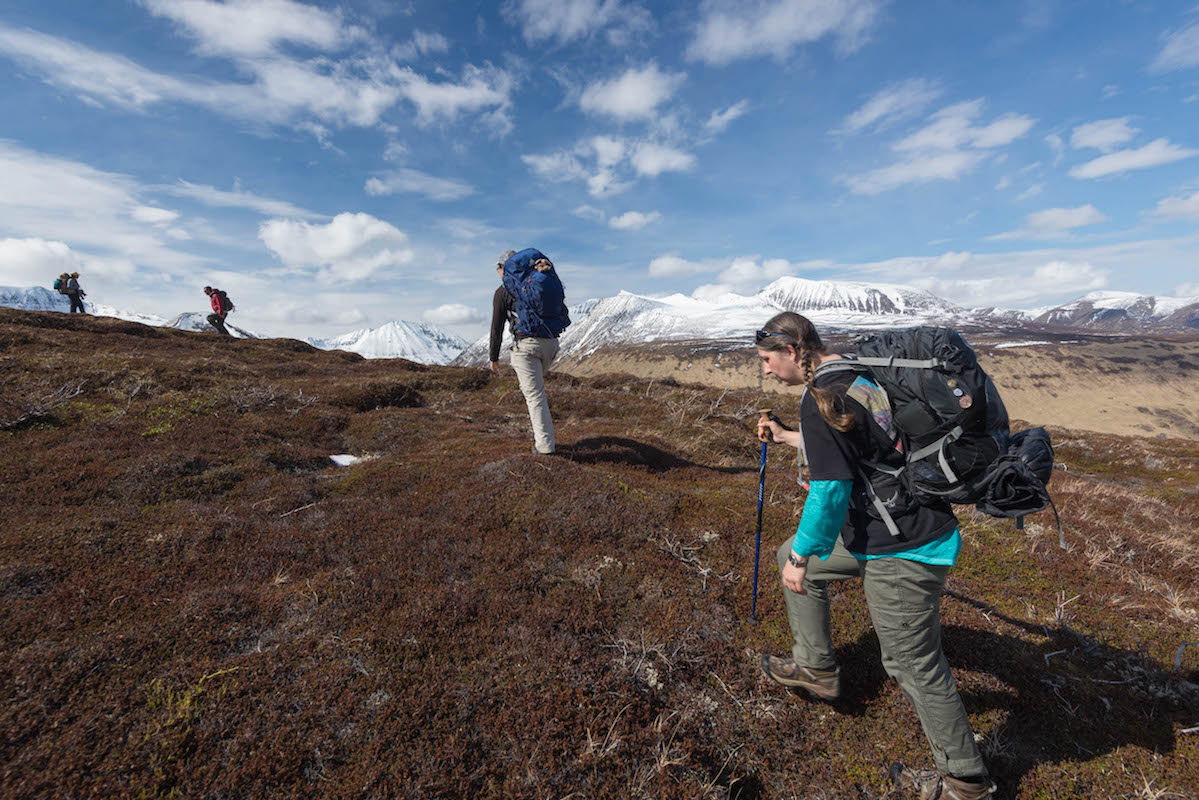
left=203, top=286, right=234, bottom=336
left=63, top=271, right=86, bottom=314
left=753, top=311, right=996, bottom=800
left=488, top=249, right=570, bottom=455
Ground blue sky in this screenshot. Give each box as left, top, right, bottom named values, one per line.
left=1, top=0, right=1197, bottom=339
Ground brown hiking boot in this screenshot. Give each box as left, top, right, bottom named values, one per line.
left=889, top=763, right=996, bottom=799
left=758, top=655, right=840, bottom=700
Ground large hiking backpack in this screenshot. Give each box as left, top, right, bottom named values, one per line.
left=53, top=278, right=65, bottom=293
left=501, top=248, right=570, bottom=338
left=216, top=290, right=235, bottom=313
left=811, top=327, right=1063, bottom=546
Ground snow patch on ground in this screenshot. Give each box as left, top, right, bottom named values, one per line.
left=993, top=341, right=1052, bottom=349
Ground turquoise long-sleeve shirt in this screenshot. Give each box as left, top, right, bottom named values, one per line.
left=792, top=479, right=961, bottom=566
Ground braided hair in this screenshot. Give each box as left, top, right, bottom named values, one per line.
left=758, top=311, right=854, bottom=432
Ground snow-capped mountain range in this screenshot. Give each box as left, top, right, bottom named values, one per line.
left=1034, top=290, right=1199, bottom=329
left=5, top=279, right=1197, bottom=367
left=455, top=277, right=1198, bottom=366
left=307, top=321, right=468, bottom=364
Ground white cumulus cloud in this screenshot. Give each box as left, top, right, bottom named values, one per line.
left=423, top=303, right=484, bottom=325
left=609, top=210, right=661, bottom=230
left=687, top=0, right=884, bottom=65
left=138, top=0, right=355, bottom=57
left=0, top=237, right=83, bottom=287
left=579, top=63, right=685, bottom=120
left=259, top=212, right=414, bottom=282
left=1069, top=138, right=1199, bottom=179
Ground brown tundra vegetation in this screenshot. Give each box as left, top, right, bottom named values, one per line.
left=1, top=307, right=1197, bottom=800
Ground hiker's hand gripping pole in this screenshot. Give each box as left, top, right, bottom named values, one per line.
left=751, top=409, right=770, bottom=621
left=757, top=408, right=793, bottom=446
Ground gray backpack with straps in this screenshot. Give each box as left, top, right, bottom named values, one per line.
left=800, top=327, right=1062, bottom=546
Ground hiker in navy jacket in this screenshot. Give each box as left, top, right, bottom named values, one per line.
left=488, top=249, right=563, bottom=455
left=754, top=311, right=995, bottom=800
left=203, top=286, right=232, bottom=336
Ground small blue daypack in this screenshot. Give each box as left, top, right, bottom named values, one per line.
left=501, top=248, right=570, bottom=338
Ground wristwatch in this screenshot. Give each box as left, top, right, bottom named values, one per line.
left=787, top=552, right=808, bottom=569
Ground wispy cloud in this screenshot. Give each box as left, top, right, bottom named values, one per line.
left=609, top=210, right=661, bottom=230
left=892, top=100, right=1034, bottom=152
left=846, top=151, right=986, bottom=195
left=1069, top=138, right=1199, bottom=179
left=1070, top=117, right=1138, bottom=152
left=0, top=140, right=208, bottom=274
left=1150, top=19, right=1199, bottom=72
left=1150, top=190, right=1199, bottom=221
left=523, top=137, right=693, bottom=196
left=504, top=0, right=652, bottom=45
left=157, top=180, right=322, bottom=218
left=845, top=100, right=1035, bottom=195
left=703, top=100, right=749, bottom=134
left=630, top=142, right=695, bottom=176
left=989, top=204, right=1108, bottom=240
left=259, top=212, right=414, bottom=283
left=365, top=169, right=475, bottom=202
left=687, top=0, right=884, bottom=65
left=392, top=30, right=450, bottom=61
left=0, top=20, right=513, bottom=137
left=572, top=204, right=606, bottom=222
left=578, top=63, right=684, bottom=120
left=839, top=78, right=942, bottom=134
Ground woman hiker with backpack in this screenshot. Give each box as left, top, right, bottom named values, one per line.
left=754, top=311, right=996, bottom=800
left=488, top=249, right=570, bottom=455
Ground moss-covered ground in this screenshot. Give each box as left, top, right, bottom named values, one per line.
left=1, top=308, right=1196, bottom=799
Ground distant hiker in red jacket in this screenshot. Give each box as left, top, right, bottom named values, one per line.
left=203, top=286, right=232, bottom=336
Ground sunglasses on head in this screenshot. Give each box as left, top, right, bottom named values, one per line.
left=754, top=330, right=791, bottom=345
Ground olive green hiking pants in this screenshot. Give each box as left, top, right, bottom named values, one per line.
left=775, top=536, right=987, bottom=778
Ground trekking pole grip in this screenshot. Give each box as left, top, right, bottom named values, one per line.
left=757, top=408, right=772, bottom=443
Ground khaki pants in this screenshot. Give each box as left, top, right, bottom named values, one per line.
left=776, top=537, right=986, bottom=778
left=510, top=337, right=559, bottom=454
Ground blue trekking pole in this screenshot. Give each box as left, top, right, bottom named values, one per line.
left=751, top=409, right=771, bottom=622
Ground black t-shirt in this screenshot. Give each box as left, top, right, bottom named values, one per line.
left=800, top=367, right=958, bottom=555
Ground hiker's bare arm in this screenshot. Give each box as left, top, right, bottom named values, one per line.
left=758, top=418, right=801, bottom=448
